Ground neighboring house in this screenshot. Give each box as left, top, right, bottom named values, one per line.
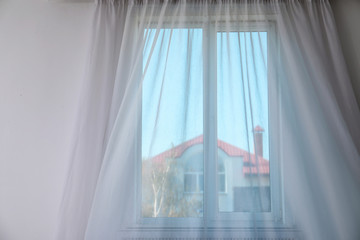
left=142, top=126, right=270, bottom=217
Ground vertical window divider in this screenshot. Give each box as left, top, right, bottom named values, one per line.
left=203, top=22, right=218, bottom=227
left=136, top=21, right=144, bottom=225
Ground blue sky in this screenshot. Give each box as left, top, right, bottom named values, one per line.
left=142, top=28, right=269, bottom=160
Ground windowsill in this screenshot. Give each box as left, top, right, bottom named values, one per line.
left=134, top=211, right=292, bottom=229
left=118, top=227, right=302, bottom=239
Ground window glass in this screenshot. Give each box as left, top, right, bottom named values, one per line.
left=218, top=173, right=226, bottom=193
left=198, top=174, right=204, bottom=192
left=184, top=174, right=198, bottom=193
left=141, top=28, right=204, bottom=218
left=141, top=29, right=273, bottom=218
left=217, top=31, right=270, bottom=212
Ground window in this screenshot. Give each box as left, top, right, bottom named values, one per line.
left=184, top=159, right=204, bottom=193
left=217, top=159, right=226, bottom=193
left=139, top=22, right=282, bottom=228
left=141, top=28, right=204, bottom=219
left=183, top=157, right=225, bottom=194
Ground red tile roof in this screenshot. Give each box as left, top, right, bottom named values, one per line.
left=150, top=135, right=269, bottom=176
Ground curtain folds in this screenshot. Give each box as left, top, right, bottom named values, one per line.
left=57, top=1, right=360, bottom=240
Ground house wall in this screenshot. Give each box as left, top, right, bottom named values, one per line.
left=177, top=145, right=270, bottom=213
left=0, top=1, right=94, bottom=240
left=219, top=150, right=270, bottom=212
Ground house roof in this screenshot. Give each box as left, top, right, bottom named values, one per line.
left=150, top=135, right=269, bottom=176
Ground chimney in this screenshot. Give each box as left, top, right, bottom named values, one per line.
left=253, top=125, right=264, bottom=158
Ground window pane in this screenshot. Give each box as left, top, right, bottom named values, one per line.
left=198, top=174, right=204, bottom=192
left=184, top=174, right=197, bottom=192
left=218, top=173, right=226, bottom=193
left=141, top=28, right=203, bottom=218
left=217, top=31, right=270, bottom=212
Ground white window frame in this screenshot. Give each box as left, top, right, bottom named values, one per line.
left=204, top=22, right=283, bottom=228
left=128, top=16, right=295, bottom=235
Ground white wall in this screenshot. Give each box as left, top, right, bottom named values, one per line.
left=0, top=1, right=94, bottom=239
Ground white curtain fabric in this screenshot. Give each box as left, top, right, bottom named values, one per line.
left=57, top=1, right=360, bottom=240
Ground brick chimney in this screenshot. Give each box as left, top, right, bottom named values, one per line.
left=254, top=125, right=264, bottom=157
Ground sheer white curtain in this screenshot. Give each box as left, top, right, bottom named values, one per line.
left=57, top=1, right=360, bottom=240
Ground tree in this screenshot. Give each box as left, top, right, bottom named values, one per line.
left=142, top=152, right=203, bottom=218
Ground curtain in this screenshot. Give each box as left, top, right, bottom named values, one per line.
left=57, top=1, right=360, bottom=240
